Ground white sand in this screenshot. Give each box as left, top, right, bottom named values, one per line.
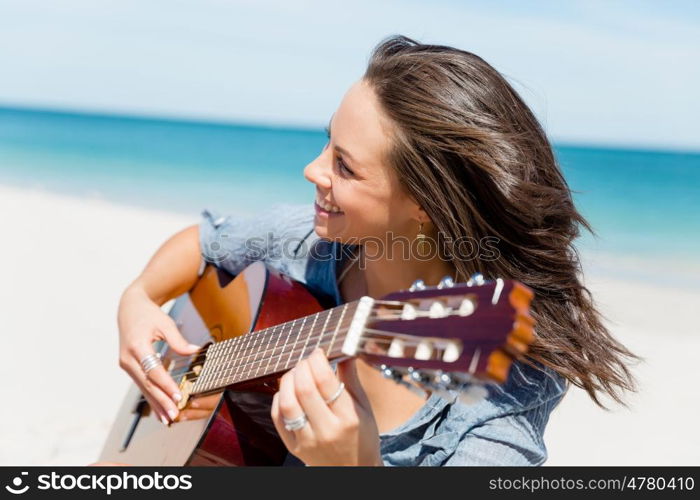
left=1, top=184, right=698, bottom=465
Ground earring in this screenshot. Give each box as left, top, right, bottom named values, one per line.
left=416, top=221, right=428, bottom=254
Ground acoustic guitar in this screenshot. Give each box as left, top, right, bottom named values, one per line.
left=99, top=261, right=534, bottom=465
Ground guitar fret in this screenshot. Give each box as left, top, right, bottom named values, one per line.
left=201, top=345, right=214, bottom=391
left=217, top=339, right=232, bottom=388
left=195, top=301, right=361, bottom=394
left=314, top=307, right=333, bottom=354
left=285, top=317, right=305, bottom=370
left=326, top=303, right=348, bottom=356
left=298, top=311, right=319, bottom=362
left=223, top=334, right=242, bottom=386
left=274, top=318, right=294, bottom=374
left=249, top=325, right=264, bottom=379
left=231, top=330, right=254, bottom=385
left=263, top=324, right=281, bottom=378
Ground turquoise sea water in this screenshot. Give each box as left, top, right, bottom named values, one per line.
left=1, top=106, right=699, bottom=268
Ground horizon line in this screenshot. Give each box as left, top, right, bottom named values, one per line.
left=2, top=102, right=699, bottom=156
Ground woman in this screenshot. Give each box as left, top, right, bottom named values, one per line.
left=117, top=35, right=637, bottom=466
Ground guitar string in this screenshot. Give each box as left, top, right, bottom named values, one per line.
left=172, top=304, right=352, bottom=373
left=172, top=325, right=477, bottom=388
left=163, top=305, right=450, bottom=373
left=163, top=312, right=477, bottom=385
left=162, top=292, right=480, bottom=373
left=194, top=308, right=357, bottom=387
left=161, top=300, right=488, bottom=385
left=191, top=326, right=354, bottom=390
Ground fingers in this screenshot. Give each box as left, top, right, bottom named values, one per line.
left=158, top=316, right=200, bottom=356
left=275, top=368, right=315, bottom=443
left=142, top=361, right=183, bottom=408
left=127, top=350, right=181, bottom=423
left=129, top=371, right=170, bottom=425
left=336, top=358, right=372, bottom=409
left=306, top=348, right=352, bottom=416
left=271, top=390, right=295, bottom=450
left=293, top=356, right=337, bottom=427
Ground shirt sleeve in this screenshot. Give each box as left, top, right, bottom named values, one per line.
left=380, top=362, right=568, bottom=467
left=439, top=409, right=550, bottom=466
left=438, top=363, right=567, bottom=466
left=198, top=204, right=316, bottom=277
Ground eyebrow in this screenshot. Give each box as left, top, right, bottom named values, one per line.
left=327, top=113, right=358, bottom=164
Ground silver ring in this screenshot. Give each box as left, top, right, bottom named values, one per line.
left=140, top=353, right=162, bottom=374
left=283, top=413, right=308, bottom=431
left=324, top=382, right=345, bottom=406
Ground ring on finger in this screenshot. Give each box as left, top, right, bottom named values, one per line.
left=324, top=382, right=345, bottom=406
left=140, top=353, right=162, bottom=374
left=283, top=413, right=308, bottom=431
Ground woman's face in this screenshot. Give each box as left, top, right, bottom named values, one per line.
left=304, top=79, right=423, bottom=246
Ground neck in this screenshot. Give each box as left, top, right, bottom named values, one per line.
left=192, top=300, right=362, bottom=394
left=360, top=240, right=457, bottom=298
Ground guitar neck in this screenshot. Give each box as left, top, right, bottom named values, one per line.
left=192, top=300, right=361, bottom=394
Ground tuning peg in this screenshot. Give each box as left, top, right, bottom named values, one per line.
left=408, top=367, right=432, bottom=384
left=387, top=338, right=405, bottom=358
left=442, top=341, right=462, bottom=362
left=458, top=298, right=476, bottom=316
left=379, top=364, right=404, bottom=382
left=409, top=279, right=426, bottom=292
left=437, top=276, right=455, bottom=289
left=378, top=365, right=427, bottom=399
left=415, top=340, right=433, bottom=360
left=467, top=273, right=485, bottom=286
left=400, top=303, right=417, bottom=320
left=428, top=301, right=449, bottom=318
left=468, top=273, right=485, bottom=286
left=436, top=371, right=454, bottom=388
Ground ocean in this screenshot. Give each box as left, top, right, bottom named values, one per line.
left=1, top=106, right=698, bottom=284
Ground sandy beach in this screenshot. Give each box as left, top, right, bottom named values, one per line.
left=1, top=183, right=698, bottom=466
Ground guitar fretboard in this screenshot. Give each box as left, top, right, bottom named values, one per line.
left=192, top=300, right=360, bottom=394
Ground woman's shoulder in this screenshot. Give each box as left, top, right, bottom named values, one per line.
left=380, top=361, right=568, bottom=466
left=198, top=203, right=320, bottom=277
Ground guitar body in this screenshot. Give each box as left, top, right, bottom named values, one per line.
left=99, top=261, right=325, bottom=466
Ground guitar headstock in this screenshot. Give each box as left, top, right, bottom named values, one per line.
left=348, top=274, right=535, bottom=404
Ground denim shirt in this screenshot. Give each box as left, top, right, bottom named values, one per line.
left=199, top=204, right=567, bottom=466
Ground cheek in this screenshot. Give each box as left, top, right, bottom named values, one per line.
left=335, top=182, right=395, bottom=234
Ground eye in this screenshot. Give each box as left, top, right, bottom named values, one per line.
left=324, top=125, right=354, bottom=176
left=336, top=156, right=354, bottom=176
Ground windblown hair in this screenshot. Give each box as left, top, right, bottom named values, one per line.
left=363, top=35, right=637, bottom=407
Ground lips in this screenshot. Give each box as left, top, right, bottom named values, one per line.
left=314, top=201, right=344, bottom=217
left=314, top=194, right=343, bottom=214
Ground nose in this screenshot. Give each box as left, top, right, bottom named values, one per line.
left=303, top=147, right=332, bottom=191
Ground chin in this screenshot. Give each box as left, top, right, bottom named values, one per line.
left=313, top=223, right=349, bottom=245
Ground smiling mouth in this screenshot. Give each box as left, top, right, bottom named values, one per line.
left=314, top=196, right=344, bottom=215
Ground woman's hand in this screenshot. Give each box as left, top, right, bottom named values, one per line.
left=117, top=284, right=199, bottom=425
left=271, top=348, right=383, bottom=466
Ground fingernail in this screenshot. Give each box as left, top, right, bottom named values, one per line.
left=187, top=344, right=199, bottom=351
left=173, top=392, right=182, bottom=402
left=168, top=409, right=178, bottom=420
left=160, top=415, right=169, bottom=425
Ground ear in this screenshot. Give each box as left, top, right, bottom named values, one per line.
left=403, top=193, right=428, bottom=223
left=412, top=204, right=431, bottom=226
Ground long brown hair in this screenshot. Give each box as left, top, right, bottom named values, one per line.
left=363, top=35, right=637, bottom=407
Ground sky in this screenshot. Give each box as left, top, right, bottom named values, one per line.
left=0, top=0, right=698, bottom=151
